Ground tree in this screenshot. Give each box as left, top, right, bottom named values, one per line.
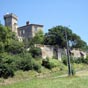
left=29, top=30, right=44, bottom=47
left=0, top=24, right=24, bottom=54
left=71, top=33, right=87, bottom=50
left=44, top=25, right=87, bottom=50
left=5, top=39, right=24, bottom=54
left=29, top=47, right=42, bottom=58
left=44, top=26, right=72, bottom=48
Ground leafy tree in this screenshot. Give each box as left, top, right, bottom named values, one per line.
left=44, top=25, right=87, bottom=50
left=0, top=24, right=24, bottom=54
left=0, top=42, right=4, bottom=53
left=44, top=26, right=72, bottom=48
left=33, top=30, right=44, bottom=44
left=71, top=33, right=87, bottom=50
left=5, top=39, right=24, bottom=54
left=29, top=30, right=44, bottom=47
left=29, top=47, right=42, bottom=58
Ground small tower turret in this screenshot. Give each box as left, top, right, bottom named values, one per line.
left=4, top=13, right=18, bottom=34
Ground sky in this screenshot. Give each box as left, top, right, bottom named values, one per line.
left=0, top=0, right=88, bottom=44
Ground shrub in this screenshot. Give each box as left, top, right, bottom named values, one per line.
left=0, top=42, right=4, bottom=53
left=42, top=58, right=56, bottom=69
left=0, top=64, right=14, bottom=79
left=29, top=47, right=42, bottom=58
left=62, top=56, right=67, bottom=65
left=74, top=57, right=86, bottom=64
left=62, top=55, right=75, bottom=65
left=33, top=62, right=41, bottom=73
left=16, top=53, right=34, bottom=71
left=71, top=65, right=76, bottom=76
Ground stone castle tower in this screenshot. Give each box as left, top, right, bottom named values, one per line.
left=3, top=13, right=43, bottom=41
left=4, top=13, right=18, bottom=35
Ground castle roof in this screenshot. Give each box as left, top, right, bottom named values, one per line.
left=4, top=13, right=18, bottom=20
left=18, top=24, right=43, bottom=29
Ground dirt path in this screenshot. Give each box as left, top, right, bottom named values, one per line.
left=76, top=70, right=88, bottom=76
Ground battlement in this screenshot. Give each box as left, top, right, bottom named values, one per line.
left=4, top=13, right=18, bottom=20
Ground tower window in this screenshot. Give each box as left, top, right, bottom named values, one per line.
left=23, top=30, right=25, bottom=34
left=34, top=26, right=37, bottom=32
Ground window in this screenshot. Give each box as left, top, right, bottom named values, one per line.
left=23, top=30, right=25, bottom=34
left=34, top=26, right=37, bottom=32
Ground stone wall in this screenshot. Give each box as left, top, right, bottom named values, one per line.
left=36, top=45, right=87, bottom=61
left=36, top=44, right=62, bottom=60
left=70, top=49, right=86, bottom=58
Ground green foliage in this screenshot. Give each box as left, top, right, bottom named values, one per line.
left=0, top=42, right=4, bottom=53
left=33, top=30, right=44, bottom=44
left=74, top=57, right=88, bottom=64
left=33, top=62, right=41, bottom=73
left=0, top=25, right=17, bottom=43
left=62, top=55, right=75, bottom=65
left=42, top=58, right=58, bottom=69
left=0, top=64, right=14, bottom=79
left=44, top=26, right=72, bottom=48
left=29, top=47, right=42, bottom=58
left=72, top=33, right=87, bottom=50
left=62, top=55, right=68, bottom=65
left=28, top=30, right=44, bottom=47
left=16, top=53, right=42, bottom=72
left=5, top=39, right=24, bottom=54
left=0, top=24, right=24, bottom=54
left=71, top=66, right=76, bottom=76
left=42, top=58, right=65, bottom=70
left=44, top=25, right=87, bottom=50
left=16, top=53, right=34, bottom=71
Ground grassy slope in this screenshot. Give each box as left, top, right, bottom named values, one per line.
left=1, top=76, right=88, bottom=88
left=0, top=63, right=88, bottom=88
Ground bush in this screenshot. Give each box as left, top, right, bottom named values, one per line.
left=29, top=47, right=42, bottom=58
left=42, top=58, right=56, bottom=69
left=0, top=64, right=14, bottom=79
left=0, top=42, right=4, bottom=53
left=62, top=55, right=75, bottom=65
left=62, top=56, right=67, bottom=65
left=33, top=62, right=41, bottom=73
left=74, top=57, right=86, bottom=64
left=16, top=53, right=34, bottom=71
left=71, top=65, right=76, bottom=76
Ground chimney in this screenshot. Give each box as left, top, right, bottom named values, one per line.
left=26, top=21, right=30, bottom=25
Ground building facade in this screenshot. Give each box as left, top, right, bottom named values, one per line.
left=3, top=13, right=87, bottom=60
left=18, top=21, right=43, bottom=41
left=4, top=13, right=43, bottom=41
left=4, top=13, right=18, bottom=35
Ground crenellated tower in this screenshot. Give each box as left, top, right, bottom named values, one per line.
left=4, top=13, right=18, bottom=35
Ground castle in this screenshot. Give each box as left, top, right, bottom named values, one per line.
left=3, top=13, right=87, bottom=60
left=4, top=13, right=43, bottom=41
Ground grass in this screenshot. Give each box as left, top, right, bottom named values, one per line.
left=0, top=63, right=88, bottom=88
left=1, top=76, right=88, bottom=88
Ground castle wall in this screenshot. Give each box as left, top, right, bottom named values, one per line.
left=36, top=44, right=62, bottom=60
left=4, top=13, right=18, bottom=34
left=18, top=25, right=32, bottom=39
left=70, top=49, right=87, bottom=58
left=32, top=26, right=43, bottom=37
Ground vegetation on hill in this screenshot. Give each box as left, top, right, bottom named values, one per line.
left=0, top=24, right=88, bottom=79
left=44, top=26, right=88, bottom=50
left=0, top=24, right=88, bottom=88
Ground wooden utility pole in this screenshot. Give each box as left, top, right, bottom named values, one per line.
left=65, top=28, right=71, bottom=76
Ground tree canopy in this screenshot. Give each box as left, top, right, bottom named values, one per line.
left=44, top=25, right=88, bottom=50
left=28, top=30, right=44, bottom=47
left=0, top=24, right=24, bottom=54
